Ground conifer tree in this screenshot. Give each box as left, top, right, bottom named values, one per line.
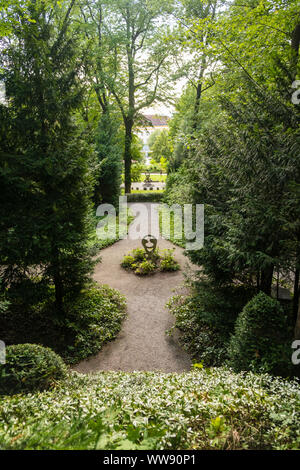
left=93, top=111, right=122, bottom=209
left=0, top=0, right=95, bottom=314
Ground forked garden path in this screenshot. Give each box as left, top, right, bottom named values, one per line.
left=74, top=203, right=193, bottom=373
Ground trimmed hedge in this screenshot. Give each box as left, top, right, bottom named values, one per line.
left=167, top=284, right=255, bottom=367
left=125, top=192, right=164, bottom=203
left=0, top=344, right=67, bottom=395
left=228, top=292, right=292, bottom=375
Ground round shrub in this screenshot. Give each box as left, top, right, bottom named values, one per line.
left=121, top=255, right=135, bottom=269
left=0, top=344, right=68, bottom=395
left=227, top=292, right=291, bottom=375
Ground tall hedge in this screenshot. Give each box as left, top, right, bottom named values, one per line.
left=228, top=292, right=291, bottom=375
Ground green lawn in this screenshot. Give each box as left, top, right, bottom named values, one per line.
left=143, top=174, right=167, bottom=183
left=88, top=210, right=134, bottom=252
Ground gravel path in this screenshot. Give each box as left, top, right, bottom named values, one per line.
left=73, top=203, right=192, bottom=373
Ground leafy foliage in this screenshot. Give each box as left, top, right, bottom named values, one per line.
left=228, top=292, right=293, bottom=376
left=160, top=249, right=181, bottom=272
left=121, top=248, right=180, bottom=276
left=89, top=209, right=134, bottom=254
left=164, top=0, right=300, bottom=355
left=126, top=192, right=165, bottom=203
left=148, top=129, right=173, bottom=165
left=0, top=1, right=95, bottom=314
left=0, top=344, right=67, bottom=395
left=93, top=111, right=122, bottom=208
left=80, top=0, right=174, bottom=192
left=167, top=284, right=255, bottom=367
left=0, top=286, right=127, bottom=365
left=0, top=369, right=299, bottom=449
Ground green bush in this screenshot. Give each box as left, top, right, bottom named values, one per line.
left=167, top=295, right=227, bottom=367
left=0, top=344, right=67, bottom=395
left=121, top=255, right=135, bottom=269
left=160, top=249, right=180, bottom=272
left=167, top=284, right=255, bottom=367
left=191, top=281, right=256, bottom=336
left=89, top=210, right=134, bottom=254
left=228, top=292, right=292, bottom=376
left=131, top=248, right=146, bottom=262
left=63, top=286, right=127, bottom=363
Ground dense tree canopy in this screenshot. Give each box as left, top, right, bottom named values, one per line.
left=165, top=0, right=300, bottom=339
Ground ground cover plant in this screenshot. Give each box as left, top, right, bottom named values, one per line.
left=0, top=368, right=299, bottom=450
left=0, top=285, right=126, bottom=365
left=159, top=205, right=186, bottom=248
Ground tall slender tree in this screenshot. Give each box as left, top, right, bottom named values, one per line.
left=0, top=0, right=95, bottom=314
left=80, top=0, right=173, bottom=193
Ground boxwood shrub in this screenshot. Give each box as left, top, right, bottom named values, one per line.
left=228, top=291, right=292, bottom=376
left=0, top=344, right=67, bottom=395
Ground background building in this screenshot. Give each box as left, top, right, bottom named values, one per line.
left=137, top=115, right=170, bottom=165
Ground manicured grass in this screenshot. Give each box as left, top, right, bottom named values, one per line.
left=159, top=206, right=185, bottom=248
left=142, top=174, right=167, bottom=183
left=89, top=210, right=134, bottom=253
left=0, top=368, right=299, bottom=450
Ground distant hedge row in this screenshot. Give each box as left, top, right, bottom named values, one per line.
left=125, top=192, right=165, bottom=203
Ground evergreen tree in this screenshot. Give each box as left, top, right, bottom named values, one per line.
left=0, top=0, right=95, bottom=314
left=93, top=111, right=122, bottom=208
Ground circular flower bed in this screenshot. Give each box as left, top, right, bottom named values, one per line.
left=121, top=248, right=180, bottom=275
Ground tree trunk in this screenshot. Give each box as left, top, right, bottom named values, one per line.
left=192, top=81, right=202, bottom=131
left=192, top=53, right=206, bottom=133
left=54, top=270, right=63, bottom=314
left=52, top=245, right=63, bottom=315
left=291, top=21, right=300, bottom=79
left=124, top=118, right=133, bottom=194
left=293, top=234, right=300, bottom=335
left=291, top=22, right=300, bottom=58
left=260, top=264, right=274, bottom=295
left=295, top=300, right=300, bottom=339
left=293, top=268, right=300, bottom=323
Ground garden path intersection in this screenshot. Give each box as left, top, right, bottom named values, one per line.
left=74, top=203, right=194, bottom=373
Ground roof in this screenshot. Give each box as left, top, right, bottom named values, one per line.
left=143, top=114, right=170, bottom=127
